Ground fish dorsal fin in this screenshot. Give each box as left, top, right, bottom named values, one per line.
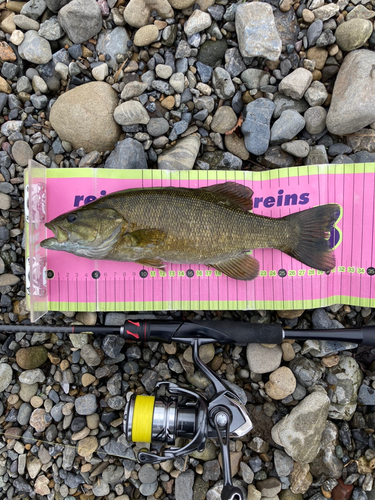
left=126, top=229, right=166, bottom=248
left=199, top=182, right=253, bottom=211
left=210, top=254, right=259, bottom=280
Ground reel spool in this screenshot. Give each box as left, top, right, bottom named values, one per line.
left=124, top=339, right=254, bottom=500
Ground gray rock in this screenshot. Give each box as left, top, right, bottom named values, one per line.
left=273, top=92, right=309, bottom=119
left=274, top=449, right=294, bottom=477
left=304, top=80, right=328, bottom=107
left=50, top=401, right=65, bottom=422
left=58, top=0, right=102, bottom=44
left=289, top=354, right=325, bottom=387
left=335, top=18, right=372, bottom=52
left=306, top=145, right=328, bottom=165
left=102, top=465, right=124, bottom=484
left=13, top=14, right=40, bottom=30
left=235, top=2, right=281, bottom=61
left=19, top=369, right=45, bottom=385
left=242, top=98, right=275, bottom=155
left=331, top=154, right=354, bottom=164
left=328, top=143, right=352, bottom=156
left=307, top=20, right=324, bottom=46
left=316, top=29, right=336, bottom=47
left=327, top=50, right=375, bottom=135
left=175, top=469, right=195, bottom=500
left=140, top=481, right=158, bottom=496
left=225, top=47, right=246, bottom=77
left=270, top=110, right=306, bottom=145
left=358, top=385, right=375, bottom=405
left=18, top=30, right=52, bottom=64
left=184, top=9, right=211, bottom=36
left=38, top=16, right=64, bottom=40
left=199, top=151, right=242, bottom=170
left=139, top=464, right=158, bottom=484
left=281, top=140, right=310, bottom=157
left=197, top=39, right=228, bottom=67
left=279, top=68, right=313, bottom=100
left=203, top=460, right=221, bottom=482
left=114, top=101, right=150, bottom=126
left=81, top=344, right=101, bottom=366
left=92, top=480, right=110, bottom=497
left=20, top=0, right=47, bottom=20
left=45, top=0, right=70, bottom=12
left=97, top=27, right=130, bottom=69
left=102, top=334, right=125, bottom=358
left=105, top=312, right=126, bottom=325
left=304, top=106, right=327, bottom=135
left=212, top=67, right=235, bottom=100
left=257, top=478, right=281, bottom=497
left=301, top=340, right=354, bottom=358
left=271, top=391, right=330, bottom=463
left=141, top=369, right=159, bottom=392
left=75, top=394, right=98, bottom=416
left=241, top=69, right=270, bottom=90
left=121, top=81, right=148, bottom=101
left=246, top=343, right=282, bottom=374
left=158, top=135, right=200, bottom=170
left=105, top=138, right=148, bottom=169
left=0, top=364, right=12, bottom=392
left=2, top=62, right=18, bottom=80
left=17, top=403, right=33, bottom=426
left=328, top=356, right=363, bottom=420
left=147, top=118, right=170, bottom=137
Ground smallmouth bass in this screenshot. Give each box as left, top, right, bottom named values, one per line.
left=41, top=182, right=340, bottom=281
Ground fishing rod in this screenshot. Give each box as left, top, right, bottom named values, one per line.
left=1, top=319, right=374, bottom=500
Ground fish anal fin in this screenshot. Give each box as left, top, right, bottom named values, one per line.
left=210, top=254, right=259, bottom=281
left=199, top=182, right=253, bottom=211
left=136, top=258, right=165, bottom=269
left=127, top=229, right=166, bottom=248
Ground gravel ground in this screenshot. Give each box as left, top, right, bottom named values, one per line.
left=1, top=0, right=375, bottom=499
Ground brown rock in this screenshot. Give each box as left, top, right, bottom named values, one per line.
left=34, top=475, right=50, bottom=496
left=0, top=41, right=16, bottom=62
left=0, top=12, right=16, bottom=34
left=49, top=82, right=121, bottom=153
left=16, top=346, right=48, bottom=369
left=77, top=436, right=98, bottom=456
left=290, top=462, right=312, bottom=494
left=280, top=0, right=294, bottom=12
left=0, top=76, right=11, bottom=94
left=332, top=479, right=353, bottom=500
left=30, top=408, right=51, bottom=432
left=306, top=47, right=328, bottom=70
left=265, top=366, right=297, bottom=400
left=281, top=342, right=296, bottom=362
left=321, top=355, right=340, bottom=367
left=224, top=134, right=249, bottom=160
left=82, top=373, right=96, bottom=387
left=277, top=309, right=304, bottom=319
left=161, top=95, right=175, bottom=109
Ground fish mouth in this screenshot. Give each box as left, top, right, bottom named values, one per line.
left=41, top=223, right=69, bottom=250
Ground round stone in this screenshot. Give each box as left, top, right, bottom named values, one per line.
left=16, top=346, right=48, bottom=370
left=335, top=18, right=373, bottom=52
left=77, top=436, right=98, bottom=456
left=12, top=140, right=33, bottom=166
left=133, top=25, right=159, bottom=46
left=265, top=367, right=297, bottom=400
left=30, top=408, right=51, bottom=432
left=49, top=81, right=121, bottom=153
left=139, top=464, right=158, bottom=484
left=302, top=9, right=315, bottom=23
left=113, top=100, right=150, bottom=126
left=81, top=373, right=96, bottom=387
left=19, top=369, right=46, bottom=385
left=211, top=106, right=238, bottom=133
left=281, top=140, right=310, bottom=158
left=246, top=343, right=282, bottom=374
left=18, top=30, right=52, bottom=64
left=155, top=64, right=173, bottom=79
left=161, top=95, right=175, bottom=109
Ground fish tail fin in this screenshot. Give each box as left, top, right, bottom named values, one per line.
left=281, top=204, right=341, bottom=272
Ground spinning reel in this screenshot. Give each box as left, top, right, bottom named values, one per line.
left=124, top=338, right=252, bottom=500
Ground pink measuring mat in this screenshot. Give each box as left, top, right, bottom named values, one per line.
left=25, top=163, right=375, bottom=321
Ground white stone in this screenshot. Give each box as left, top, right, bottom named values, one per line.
left=184, top=10, right=212, bottom=36
left=279, top=68, right=313, bottom=100
left=10, top=29, right=24, bottom=45
left=92, top=63, right=109, bottom=81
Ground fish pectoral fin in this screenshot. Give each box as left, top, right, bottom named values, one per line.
left=210, top=254, right=259, bottom=281
left=199, top=182, right=253, bottom=211
left=127, top=229, right=166, bottom=248
left=136, top=258, right=165, bottom=269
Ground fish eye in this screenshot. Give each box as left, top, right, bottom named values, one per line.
left=67, top=214, right=77, bottom=223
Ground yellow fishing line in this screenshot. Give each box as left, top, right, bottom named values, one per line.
left=132, top=395, right=155, bottom=443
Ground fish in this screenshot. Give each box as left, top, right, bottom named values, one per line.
left=40, top=182, right=341, bottom=281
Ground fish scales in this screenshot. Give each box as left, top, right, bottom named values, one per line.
left=94, top=188, right=287, bottom=263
